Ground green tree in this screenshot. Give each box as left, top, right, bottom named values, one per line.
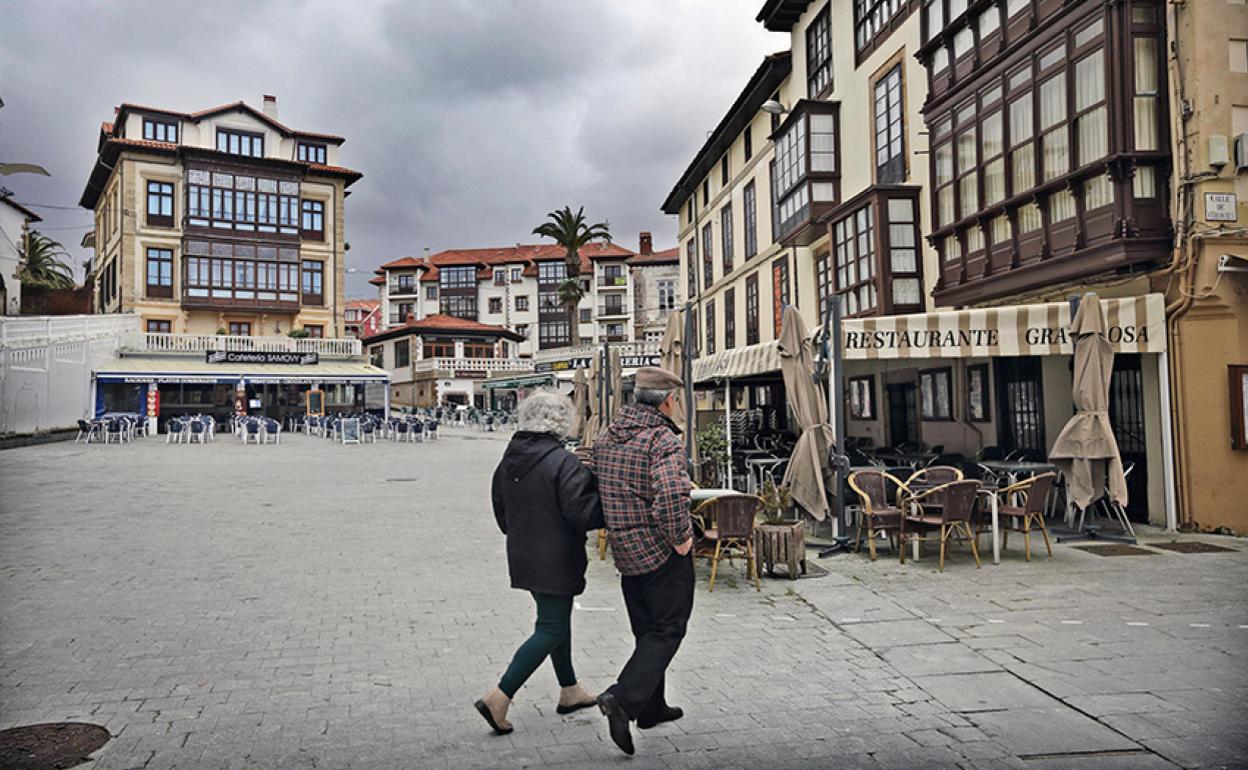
left=532, top=206, right=610, bottom=345
left=20, top=231, right=75, bottom=289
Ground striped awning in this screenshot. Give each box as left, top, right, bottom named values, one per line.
left=692, top=340, right=781, bottom=383
left=841, top=294, right=1166, bottom=360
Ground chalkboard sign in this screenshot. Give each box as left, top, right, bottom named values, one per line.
left=306, top=389, right=325, bottom=416
left=340, top=418, right=361, bottom=445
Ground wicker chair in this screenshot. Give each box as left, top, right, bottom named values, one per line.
left=847, top=470, right=907, bottom=561
left=990, top=472, right=1056, bottom=561
left=692, top=494, right=762, bottom=591
left=900, top=480, right=982, bottom=571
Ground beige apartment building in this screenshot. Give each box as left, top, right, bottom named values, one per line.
left=79, top=97, right=360, bottom=337
left=1161, top=0, right=1248, bottom=532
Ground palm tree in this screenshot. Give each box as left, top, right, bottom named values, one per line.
left=533, top=206, right=611, bottom=345
left=21, top=231, right=75, bottom=289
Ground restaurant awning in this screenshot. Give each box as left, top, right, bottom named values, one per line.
left=842, top=294, right=1165, bottom=360
left=481, top=372, right=557, bottom=390
left=692, top=340, right=781, bottom=383
left=94, top=356, right=390, bottom=384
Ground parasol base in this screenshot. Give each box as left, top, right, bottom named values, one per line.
left=817, top=537, right=853, bottom=558
left=1053, top=524, right=1137, bottom=545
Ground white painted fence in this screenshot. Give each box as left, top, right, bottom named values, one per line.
left=125, top=332, right=361, bottom=358
left=0, top=314, right=139, bottom=348
left=1, top=335, right=122, bottom=436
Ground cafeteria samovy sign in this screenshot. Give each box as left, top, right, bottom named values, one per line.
left=206, top=350, right=320, bottom=365
left=841, top=294, right=1166, bottom=360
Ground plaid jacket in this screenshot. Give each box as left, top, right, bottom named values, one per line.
left=590, top=404, right=693, bottom=576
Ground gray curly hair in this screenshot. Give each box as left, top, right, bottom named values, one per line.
left=516, top=388, right=575, bottom=436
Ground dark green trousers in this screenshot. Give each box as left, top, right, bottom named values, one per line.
left=498, top=593, right=577, bottom=698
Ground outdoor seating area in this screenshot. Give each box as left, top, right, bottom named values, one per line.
left=165, top=415, right=217, bottom=444
left=75, top=413, right=150, bottom=444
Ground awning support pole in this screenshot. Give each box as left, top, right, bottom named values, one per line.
left=683, top=302, right=695, bottom=459
left=724, top=378, right=733, bottom=490
left=1158, top=349, right=1178, bottom=532
left=820, top=295, right=851, bottom=556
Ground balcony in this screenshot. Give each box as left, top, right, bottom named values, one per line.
left=597, top=275, right=628, bottom=289
left=597, top=303, right=629, bottom=318
left=123, top=332, right=362, bottom=359
left=388, top=282, right=420, bottom=296
left=411, top=357, right=535, bottom=376
left=181, top=290, right=301, bottom=313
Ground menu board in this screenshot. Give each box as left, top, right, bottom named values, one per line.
left=340, top=418, right=361, bottom=445
left=306, top=389, right=325, bottom=416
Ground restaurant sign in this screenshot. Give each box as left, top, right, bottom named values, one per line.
left=535, top=354, right=661, bottom=373
left=206, top=350, right=319, bottom=365
left=841, top=294, right=1166, bottom=360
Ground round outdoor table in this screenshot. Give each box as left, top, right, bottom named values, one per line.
left=690, top=488, right=738, bottom=502
left=745, top=457, right=785, bottom=493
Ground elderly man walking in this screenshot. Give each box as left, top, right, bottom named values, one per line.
left=591, top=367, right=693, bottom=755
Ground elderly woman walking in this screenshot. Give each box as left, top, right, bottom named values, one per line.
left=475, top=389, right=605, bottom=735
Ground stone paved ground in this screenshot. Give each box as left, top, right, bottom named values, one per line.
left=1, top=429, right=1245, bottom=769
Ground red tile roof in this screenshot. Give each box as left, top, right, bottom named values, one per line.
left=346, top=299, right=380, bottom=310
left=628, top=246, right=680, bottom=266
left=367, top=275, right=386, bottom=286
left=373, top=242, right=636, bottom=280
left=362, top=313, right=524, bottom=343
left=378, top=256, right=426, bottom=270
left=117, top=100, right=346, bottom=143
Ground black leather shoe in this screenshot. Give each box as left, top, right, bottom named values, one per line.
left=596, top=692, right=635, bottom=755
left=637, top=706, right=683, bottom=729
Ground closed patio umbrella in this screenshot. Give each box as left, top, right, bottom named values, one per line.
left=659, top=312, right=697, bottom=465
left=779, top=306, right=835, bottom=521
left=1050, top=292, right=1129, bottom=512
left=608, top=346, right=623, bottom=421
left=582, top=356, right=602, bottom=447
left=570, top=367, right=588, bottom=441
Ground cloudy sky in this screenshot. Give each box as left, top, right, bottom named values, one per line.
left=0, top=0, right=782, bottom=297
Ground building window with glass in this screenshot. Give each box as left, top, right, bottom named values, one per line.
left=702, top=223, right=714, bottom=289
left=807, top=6, right=833, bottom=97
left=724, top=287, right=736, bottom=350
left=146, top=181, right=174, bottom=227
left=440, top=265, right=477, bottom=289
left=301, top=261, right=324, bottom=305
left=956, top=102, right=979, bottom=220
left=874, top=65, right=905, bottom=184
left=217, top=129, right=263, bottom=158
left=743, top=180, right=758, bottom=258
left=657, top=279, right=675, bottom=311
left=855, top=0, right=914, bottom=58
left=228, top=322, right=251, bottom=336
left=297, top=142, right=327, bottom=164
left=539, top=321, right=570, bottom=347
left=745, top=272, right=760, bottom=345
left=704, top=299, right=716, bottom=355
left=145, top=248, right=173, bottom=298
left=426, top=284, right=437, bottom=301
left=771, top=104, right=839, bottom=243
left=1038, top=47, right=1069, bottom=182
left=488, top=297, right=503, bottom=314
left=772, top=255, right=790, bottom=338
left=720, top=204, right=734, bottom=273
left=146, top=319, right=172, bottom=333
left=1073, top=26, right=1107, bottom=166
left=442, top=296, right=478, bottom=319
left=834, top=205, right=877, bottom=316
left=300, top=200, right=324, bottom=239
left=394, top=339, right=410, bottom=367
left=516, top=295, right=529, bottom=311
left=743, top=125, right=753, bottom=161
left=304, top=325, right=324, bottom=338
left=143, top=119, right=177, bottom=143
left=686, top=238, right=698, bottom=299
left=537, top=260, right=566, bottom=283
left=370, top=345, right=384, bottom=368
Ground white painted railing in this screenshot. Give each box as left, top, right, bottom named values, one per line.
left=412, top=357, right=535, bottom=374
left=123, top=332, right=362, bottom=358
left=531, top=339, right=659, bottom=364
left=0, top=314, right=140, bottom=348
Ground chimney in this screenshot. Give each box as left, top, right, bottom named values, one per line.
left=262, top=95, right=278, bottom=120
left=639, top=231, right=653, bottom=256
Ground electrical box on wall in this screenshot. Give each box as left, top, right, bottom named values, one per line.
left=1209, top=135, right=1230, bottom=170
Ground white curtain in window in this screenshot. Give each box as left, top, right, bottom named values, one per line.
left=982, top=112, right=1003, bottom=158
left=960, top=171, right=979, bottom=217
left=1050, top=189, right=1076, bottom=222
left=892, top=277, right=921, bottom=305
left=991, top=215, right=1010, bottom=245
left=984, top=159, right=1005, bottom=204
left=1084, top=174, right=1114, bottom=210
left=943, top=234, right=962, bottom=264
left=1042, top=129, right=1068, bottom=181
left=1133, top=166, right=1156, bottom=199
left=966, top=226, right=984, bottom=253
left=1018, top=202, right=1042, bottom=233
left=938, top=186, right=955, bottom=226
left=1134, top=37, right=1160, bottom=150
left=1039, top=75, right=1065, bottom=130
left=1078, top=106, right=1108, bottom=165
left=1012, top=144, right=1035, bottom=192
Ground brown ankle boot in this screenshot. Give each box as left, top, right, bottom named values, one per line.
left=556, top=682, right=597, bottom=714
left=474, top=687, right=514, bottom=735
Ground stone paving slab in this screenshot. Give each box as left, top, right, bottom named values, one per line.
left=1, top=430, right=1246, bottom=768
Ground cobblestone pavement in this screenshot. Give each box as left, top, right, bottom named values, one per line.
left=1, top=430, right=1245, bottom=769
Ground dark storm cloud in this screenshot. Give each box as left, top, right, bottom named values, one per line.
left=0, top=0, right=780, bottom=296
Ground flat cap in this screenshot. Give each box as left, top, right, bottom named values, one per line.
left=635, top=366, right=683, bottom=391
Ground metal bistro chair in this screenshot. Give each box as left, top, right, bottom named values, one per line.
left=990, top=472, right=1057, bottom=561
left=847, top=470, right=907, bottom=561
left=76, top=419, right=102, bottom=444
left=692, top=493, right=762, bottom=592
left=900, top=480, right=982, bottom=572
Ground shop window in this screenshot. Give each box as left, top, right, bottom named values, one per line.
left=919, top=367, right=953, bottom=420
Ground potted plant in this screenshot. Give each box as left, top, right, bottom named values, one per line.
left=288, top=329, right=311, bottom=339
left=695, top=422, right=727, bottom=487
left=754, top=478, right=806, bottom=580
left=758, top=478, right=793, bottom=525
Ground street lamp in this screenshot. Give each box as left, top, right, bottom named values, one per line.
left=761, top=100, right=789, bottom=116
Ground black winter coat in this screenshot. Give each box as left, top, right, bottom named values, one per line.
left=491, top=432, right=605, bottom=596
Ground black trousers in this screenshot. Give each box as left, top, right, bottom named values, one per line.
left=611, top=551, right=695, bottom=720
